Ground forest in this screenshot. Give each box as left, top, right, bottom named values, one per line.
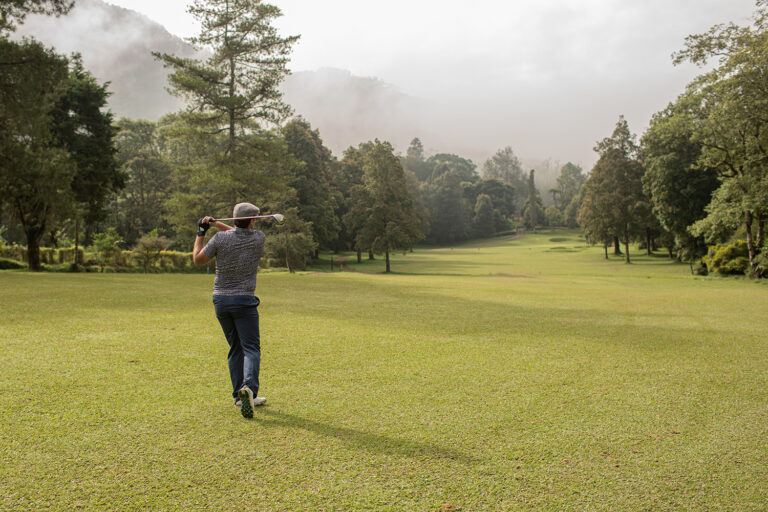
left=1, top=0, right=766, bottom=278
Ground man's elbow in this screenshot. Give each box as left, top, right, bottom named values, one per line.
left=193, top=252, right=210, bottom=266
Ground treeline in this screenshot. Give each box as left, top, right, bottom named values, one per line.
left=0, top=0, right=584, bottom=273
left=577, top=2, right=768, bottom=279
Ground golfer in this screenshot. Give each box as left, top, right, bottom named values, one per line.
left=193, top=202, right=266, bottom=419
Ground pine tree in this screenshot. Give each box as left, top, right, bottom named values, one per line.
left=154, top=0, right=299, bottom=156
left=523, top=170, right=544, bottom=231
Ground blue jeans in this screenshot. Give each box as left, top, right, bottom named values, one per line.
left=212, top=295, right=260, bottom=399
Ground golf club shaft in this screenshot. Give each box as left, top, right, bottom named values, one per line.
left=212, top=214, right=283, bottom=222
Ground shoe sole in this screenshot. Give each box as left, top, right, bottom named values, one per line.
left=238, top=389, right=253, bottom=419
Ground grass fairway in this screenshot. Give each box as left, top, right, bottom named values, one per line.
left=1, top=230, right=767, bottom=511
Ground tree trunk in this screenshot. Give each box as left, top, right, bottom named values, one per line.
left=284, top=232, right=294, bottom=274
left=646, top=228, right=652, bottom=256
left=604, top=244, right=608, bottom=260
left=356, top=248, right=362, bottom=264
left=623, top=225, right=631, bottom=264
left=25, top=227, right=44, bottom=271
left=613, top=236, right=622, bottom=255
left=385, top=248, right=390, bottom=273
left=226, top=0, right=236, bottom=157
left=74, top=216, right=80, bottom=266
left=368, top=250, right=374, bottom=260
left=745, top=209, right=758, bottom=278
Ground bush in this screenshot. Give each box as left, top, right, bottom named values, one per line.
left=159, top=251, right=191, bottom=269
left=134, top=230, right=172, bottom=272
left=691, top=261, right=708, bottom=276
left=57, top=247, right=84, bottom=265
left=0, top=257, right=26, bottom=269
left=92, top=228, right=123, bottom=271
left=703, top=240, right=750, bottom=275
left=756, top=249, right=768, bottom=279
left=0, top=245, right=26, bottom=262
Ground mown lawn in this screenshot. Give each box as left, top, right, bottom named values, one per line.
left=1, top=230, right=766, bottom=511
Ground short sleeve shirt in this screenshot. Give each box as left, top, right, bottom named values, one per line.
left=202, top=228, right=265, bottom=296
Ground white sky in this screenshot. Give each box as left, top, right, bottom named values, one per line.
left=104, top=0, right=758, bottom=167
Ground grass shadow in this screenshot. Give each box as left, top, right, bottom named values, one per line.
left=258, top=409, right=477, bottom=464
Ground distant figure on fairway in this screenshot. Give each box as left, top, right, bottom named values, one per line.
left=193, top=202, right=266, bottom=419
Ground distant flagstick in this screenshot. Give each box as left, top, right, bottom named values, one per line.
left=213, top=213, right=285, bottom=224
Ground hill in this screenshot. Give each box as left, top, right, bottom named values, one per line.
left=12, top=0, right=432, bottom=156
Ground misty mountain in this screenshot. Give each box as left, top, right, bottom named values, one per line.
left=282, top=68, right=434, bottom=156
left=13, top=0, right=200, bottom=120
left=11, top=0, right=566, bottom=191
left=12, top=0, right=430, bottom=153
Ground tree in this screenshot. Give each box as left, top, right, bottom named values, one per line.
left=578, top=180, right=614, bottom=259
left=352, top=141, right=423, bottom=272
left=462, top=178, right=516, bottom=219
left=424, top=169, right=470, bottom=244
left=336, top=144, right=368, bottom=256
left=545, top=205, right=563, bottom=227
left=523, top=170, right=545, bottom=231
left=672, top=3, right=768, bottom=277
left=50, top=59, right=123, bottom=246
left=402, top=137, right=433, bottom=182
left=641, top=99, right=719, bottom=262
left=0, top=42, right=119, bottom=269
left=154, top=0, right=299, bottom=156
left=427, top=153, right=478, bottom=183
left=579, top=117, right=644, bottom=263
left=473, top=194, right=495, bottom=238
left=134, top=229, right=171, bottom=272
left=482, top=146, right=526, bottom=208
left=0, top=0, right=72, bottom=32
left=564, top=186, right=585, bottom=229
left=0, top=38, right=70, bottom=270
left=550, top=162, right=586, bottom=211
left=283, top=117, right=339, bottom=252
left=263, top=206, right=316, bottom=272
left=112, top=119, right=174, bottom=246
left=92, top=227, right=122, bottom=271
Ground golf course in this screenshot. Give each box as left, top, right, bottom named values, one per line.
left=1, top=230, right=766, bottom=511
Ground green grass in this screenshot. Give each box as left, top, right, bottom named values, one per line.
left=1, top=229, right=766, bottom=511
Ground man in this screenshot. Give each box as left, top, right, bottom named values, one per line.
left=193, top=202, right=267, bottom=419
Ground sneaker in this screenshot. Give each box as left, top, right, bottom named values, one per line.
left=234, top=397, right=265, bottom=408
left=238, top=386, right=254, bottom=418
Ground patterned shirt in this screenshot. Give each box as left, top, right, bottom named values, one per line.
left=202, top=228, right=265, bottom=296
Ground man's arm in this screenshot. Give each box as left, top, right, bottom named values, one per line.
left=193, top=216, right=233, bottom=266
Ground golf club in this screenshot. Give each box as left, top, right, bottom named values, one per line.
left=213, top=213, right=286, bottom=225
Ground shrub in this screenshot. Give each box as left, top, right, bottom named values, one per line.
left=703, top=240, right=750, bottom=275
left=92, top=228, right=123, bottom=272
left=691, top=261, right=708, bottom=276
left=0, top=257, right=26, bottom=270
left=134, top=230, right=172, bottom=272
left=756, top=248, right=768, bottom=279
left=0, top=245, right=26, bottom=262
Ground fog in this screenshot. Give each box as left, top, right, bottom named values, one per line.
left=16, top=0, right=759, bottom=177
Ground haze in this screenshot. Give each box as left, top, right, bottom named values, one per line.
left=80, top=1, right=759, bottom=167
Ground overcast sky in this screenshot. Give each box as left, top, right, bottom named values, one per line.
left=104, top=0, right=757, bottom=168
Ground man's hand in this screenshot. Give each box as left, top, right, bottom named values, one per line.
left=197, top=216, right=214, bottom=237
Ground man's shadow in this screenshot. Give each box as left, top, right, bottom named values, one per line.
left=258, top=409, right=476, bottom=464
